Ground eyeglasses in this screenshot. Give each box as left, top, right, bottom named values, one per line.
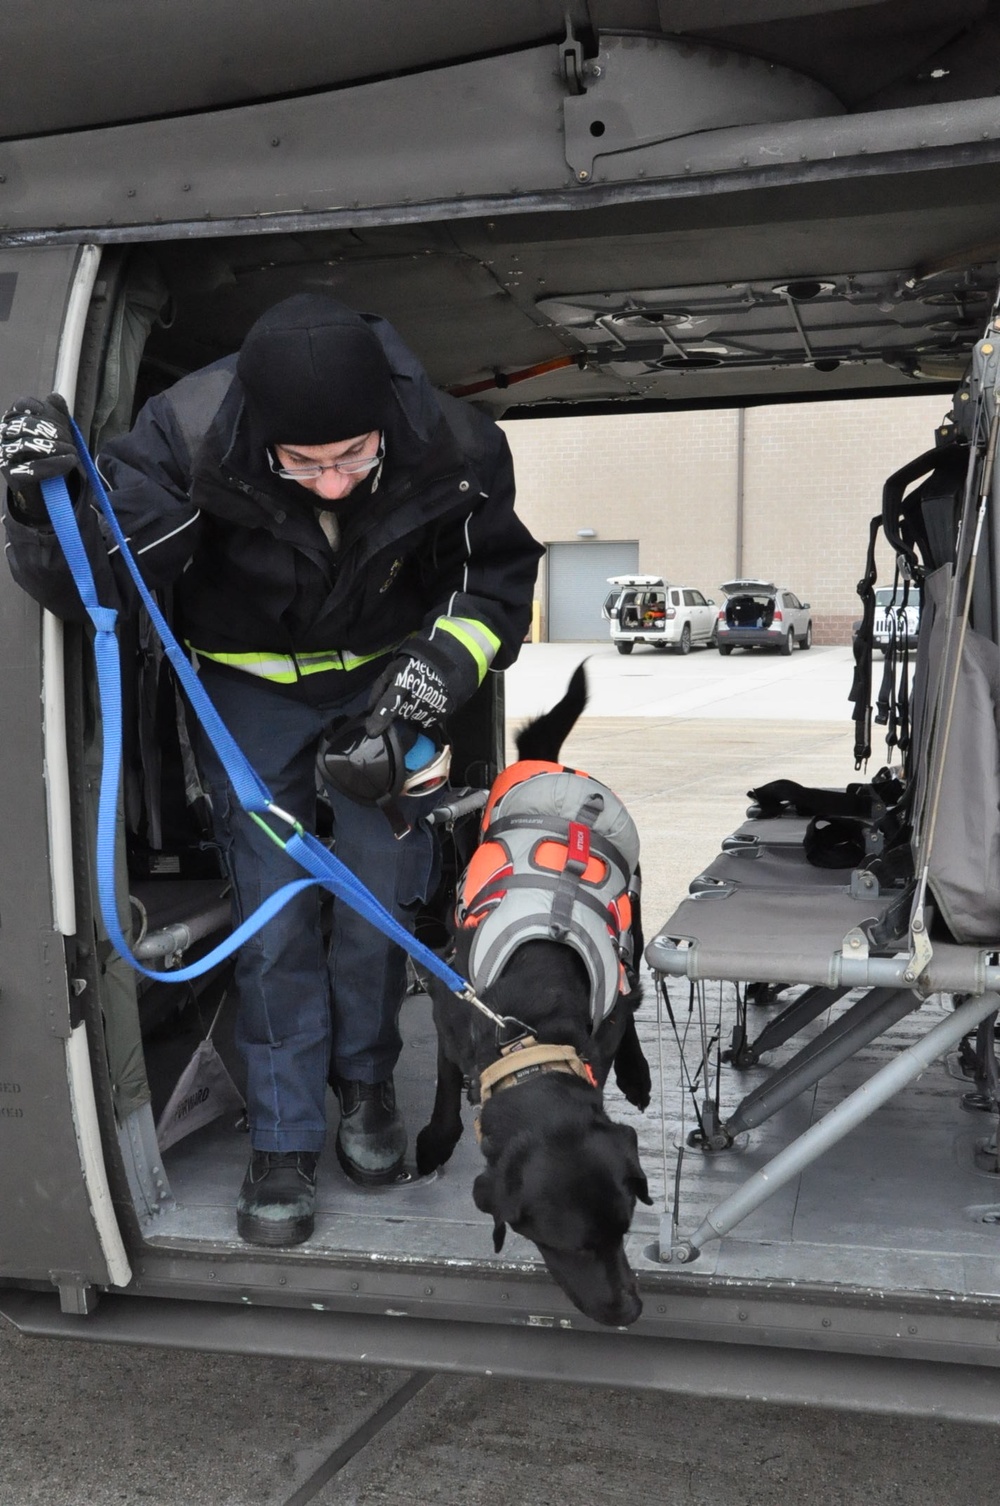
left=269, top=433, right=384, bottom=481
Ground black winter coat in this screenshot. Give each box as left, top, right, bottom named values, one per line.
left=4, top=315, right=543, bottom=705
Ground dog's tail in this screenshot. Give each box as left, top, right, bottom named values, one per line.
left=514, top=662, right=588, bottom=764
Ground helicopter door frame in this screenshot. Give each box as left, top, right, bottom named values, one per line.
left=48, top=244, right=132, bottom=1300
left=0, top=242, right=131, bottom=1312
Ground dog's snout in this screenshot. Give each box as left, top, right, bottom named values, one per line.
left=599, top=1270, right=642, bottom=1328
left=537, top=1241, right=643, bottom=1327
left=589, top=1286, right=642, bottom=1328
left=612, top=1289, right=643, bottom=1327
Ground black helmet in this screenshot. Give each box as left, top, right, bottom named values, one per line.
left=318, top=723, right=451, bottom=836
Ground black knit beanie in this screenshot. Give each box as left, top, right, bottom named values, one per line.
left=236, top=293, right=394, bottom=445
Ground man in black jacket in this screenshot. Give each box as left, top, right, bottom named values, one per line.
left=1, top=293, right=543, bottom=1247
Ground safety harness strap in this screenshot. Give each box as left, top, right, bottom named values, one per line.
left=484, top=812, right=626, bottom=869
left=465, top=871, right=614, bottom=927
left=849, top=513, right=881, bottom=768
left=549, top=791, right=604, bottom=939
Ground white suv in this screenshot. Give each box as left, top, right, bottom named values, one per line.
left=603, top=576, right=717, bottom=655
left=873, top=586, right=920, bottom=656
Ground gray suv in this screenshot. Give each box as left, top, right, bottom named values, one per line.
left=716, top=580, right=813, bottom=655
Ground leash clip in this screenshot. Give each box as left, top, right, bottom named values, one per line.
left=496, top=1015, right=534, bottom=1051
left=249, top=802, right=307, bottom=852
left=266, top=802, right=305, bottom=834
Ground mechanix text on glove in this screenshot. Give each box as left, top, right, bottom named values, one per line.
left=365, top=652, right=452, bottom=734
left=0, top=394, right=79, bottom=486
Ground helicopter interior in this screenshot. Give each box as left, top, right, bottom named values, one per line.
left=53, top=85, right=1000, bottom=1306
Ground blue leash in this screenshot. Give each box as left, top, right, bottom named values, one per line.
left=38, top=423, right=485, bottom=1006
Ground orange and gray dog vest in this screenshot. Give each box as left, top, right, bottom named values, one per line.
left=455, top=760, right=641, bottom=1028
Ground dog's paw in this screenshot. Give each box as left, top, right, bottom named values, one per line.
left=616, top=1063, right=652, bottom=1112
left=415, top=1122, right=462, bottom=1176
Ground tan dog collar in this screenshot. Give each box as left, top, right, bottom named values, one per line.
left=474, top=1036, right=598, bottom=1143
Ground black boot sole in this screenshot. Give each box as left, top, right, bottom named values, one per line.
left=236, top=1209, right=315, bottom=1246
left=335, top=1134, right=406, bottom=1187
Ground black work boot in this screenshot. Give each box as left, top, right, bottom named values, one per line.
left=334, top=1078, right=407, bottom=1186
left=236, top=1150, right=318, bottom=1247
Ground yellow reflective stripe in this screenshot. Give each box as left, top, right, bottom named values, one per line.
left=188, top=643, right=398, bottom=683
left=191, top=650, right=300, bottom=683
left=295, top=645, right=396, bottom=673
left=435, top=616, right=502, bottom=685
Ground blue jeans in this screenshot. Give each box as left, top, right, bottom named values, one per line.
left=195, top=670, right=440, bottom=1153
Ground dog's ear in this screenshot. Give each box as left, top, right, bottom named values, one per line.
left=473, top=1169, right=510, bottom=1251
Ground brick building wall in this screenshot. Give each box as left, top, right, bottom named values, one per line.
left=500, top=393, right=947, bottom=642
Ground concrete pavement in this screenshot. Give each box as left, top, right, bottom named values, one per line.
left=4, top=1325, right=1000, bottom=1506
left=504, top=642, right=861, bottom=723
left=505, top=642, right=886, bottom=922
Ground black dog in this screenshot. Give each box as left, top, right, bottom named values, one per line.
left=416, top=665, right=652, bottom=1326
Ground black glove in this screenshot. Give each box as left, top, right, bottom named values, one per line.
left=0, top=393, right=79, bottom=524
left=364, top=635, right=479, bottom=736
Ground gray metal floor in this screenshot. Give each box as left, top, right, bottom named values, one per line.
left=145, top=987, right=664, bottom=1273
left=144, top=970, right=1000, bottom=1302
left=627, top=980, right=1000, bottom=1293
left=136, top=704, right=1000, bottom=1307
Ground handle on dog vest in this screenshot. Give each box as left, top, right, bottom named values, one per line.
left=549, top=791, right=604, bottom=939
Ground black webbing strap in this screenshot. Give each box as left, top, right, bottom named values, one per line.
left=849, top=513, right=882, bottom=768
left=486, top=812, right=624, bottom=869
left=464, top=870, right=612, bottom=926
left=873, top=569, right=917, bottom=760
left=896, top=577, right=913, bottom=767
left=549, top=790, right=605, bottom=939
left=747, top=777, right=878, bottom=821
left=875, top=612, right=896, bottom=736
left=881, top=443, right=952, bottom=576
left=803, top=815, right=869, bottom=869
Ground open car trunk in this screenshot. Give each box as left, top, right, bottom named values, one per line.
left=725, top=594, right=776, bottom=630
